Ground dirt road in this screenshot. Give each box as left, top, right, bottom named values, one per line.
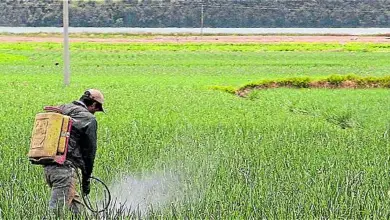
left=1, top=35, right=389, bottom=43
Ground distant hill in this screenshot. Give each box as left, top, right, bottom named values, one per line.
left=0, top=0, right=389, bottom=28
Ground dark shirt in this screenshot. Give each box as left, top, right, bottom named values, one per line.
left=58, top=101, right=97, bottom=178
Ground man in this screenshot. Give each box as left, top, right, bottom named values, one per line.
left=44, top=89, right=105, bottom=214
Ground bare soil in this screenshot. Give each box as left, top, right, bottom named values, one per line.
left=0, top=35, right=389, bottom=43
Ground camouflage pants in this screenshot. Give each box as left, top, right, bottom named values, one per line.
left=44, top=164, right=83, bottom=214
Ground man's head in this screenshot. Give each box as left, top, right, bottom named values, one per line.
left=79, top=89, right=105, bottom=114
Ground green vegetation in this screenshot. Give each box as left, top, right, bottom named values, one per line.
left=1, top=42, right=390, bottom=219
left=1, top=42, right=390, bottom=52
left=0, top=53, right=27, bottom=63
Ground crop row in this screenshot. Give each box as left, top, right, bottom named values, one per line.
left=0, top=42, right=390, bottom=52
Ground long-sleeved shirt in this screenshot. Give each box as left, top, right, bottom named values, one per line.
left=59, top=101, right=98, bottom=178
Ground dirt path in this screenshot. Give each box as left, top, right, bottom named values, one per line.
left=1, top=35, right=389, bottom=43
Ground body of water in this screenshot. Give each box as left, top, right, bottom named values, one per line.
left=0, top=27, right=389, bottom=35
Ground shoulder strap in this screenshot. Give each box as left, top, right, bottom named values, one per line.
left=43, top=106, right=63, bottom=114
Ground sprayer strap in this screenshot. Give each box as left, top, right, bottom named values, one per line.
left=43, top=106, right=63, bottom=113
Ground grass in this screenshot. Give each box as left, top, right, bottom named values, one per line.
left=1, top=42, right=390, bottom=52
left=0, top=41, right=390, bottom=219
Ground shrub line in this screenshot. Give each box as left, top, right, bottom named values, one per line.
left=211, top=74, right=390, bottom=97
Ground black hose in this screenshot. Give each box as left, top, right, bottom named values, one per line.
left=81, top=176, right=112, bottom=213
left=69, top=163, right=111, bottom=213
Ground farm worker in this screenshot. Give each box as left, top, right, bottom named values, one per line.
left=44, top=89, right=105, bottom=214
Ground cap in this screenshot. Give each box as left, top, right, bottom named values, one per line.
left=86, top=89, right=105, bottom=112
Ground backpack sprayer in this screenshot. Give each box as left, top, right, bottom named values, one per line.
left=28, top=106, right=111, bottom=213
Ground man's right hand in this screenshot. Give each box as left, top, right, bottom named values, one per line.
left=82, top=178, right=91, bottom=195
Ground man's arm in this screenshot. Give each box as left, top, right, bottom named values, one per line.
left=82, top=118, right=98, bottom=179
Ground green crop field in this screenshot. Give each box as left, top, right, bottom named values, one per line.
left=1, top=41, right=390, bottom=219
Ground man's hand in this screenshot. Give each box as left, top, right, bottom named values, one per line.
left=82, top=177, right=91, bottom=195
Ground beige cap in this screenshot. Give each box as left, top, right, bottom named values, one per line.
left=87, top=89, right=105, bottom=112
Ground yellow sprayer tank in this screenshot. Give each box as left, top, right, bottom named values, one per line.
left=28, top=110, right=72, bottom=165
